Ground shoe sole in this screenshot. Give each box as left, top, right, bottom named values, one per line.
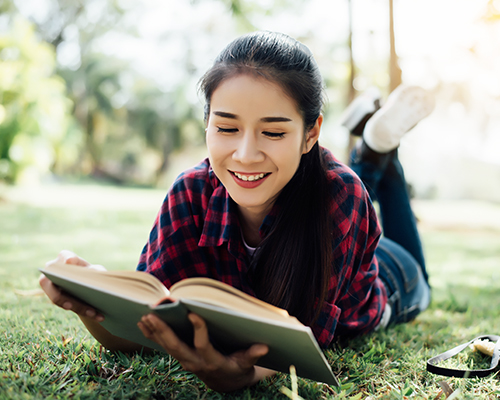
left=364, top=85, right=435, bottom=152
left=339, top=87, right=381, bottom=133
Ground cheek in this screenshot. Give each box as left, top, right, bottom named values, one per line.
left=206, top=132, right=221, bottom=159
left=275, top=140, right=303, bottom=169
left=286, top=156, right=302, bottom=177
left=206, top=133, right=232, bottom=180
left=278, top=151, right=303, bottom=185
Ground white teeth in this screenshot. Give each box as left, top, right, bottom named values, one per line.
left=234, top=172, right=266, bottom=181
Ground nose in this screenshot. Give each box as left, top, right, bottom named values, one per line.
left=232, top=132, right=265, bottom=164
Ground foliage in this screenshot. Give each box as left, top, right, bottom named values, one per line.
left=0, top=0, right=358, bottom=186
left=1, top=191, right=500, bottom=399
left=0, top=17, right=78, bottom=184
left=482, top=0, right=500, bottom=22
left=0, top=1, right=207, bottom=186
left=34, top=0, right=204, bottom=185
left=56, top=53, right=205, bottom=185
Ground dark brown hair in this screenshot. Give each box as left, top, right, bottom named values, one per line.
left=199, top=31, right=333, bottom=325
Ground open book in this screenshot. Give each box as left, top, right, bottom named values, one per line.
left=40, top=263, right=338, bottom=386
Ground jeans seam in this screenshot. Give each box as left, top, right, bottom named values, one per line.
left=378, top=240, right=419, bottom=292
left=378, top=259, right=401, bottom=317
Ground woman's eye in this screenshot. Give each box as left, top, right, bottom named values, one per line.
left=263, top=131, right=285, bottom=139
left=217, top=127, right=238, bottom=133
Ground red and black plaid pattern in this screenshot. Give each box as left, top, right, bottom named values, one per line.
left=137, top=148, right=386, bottom=348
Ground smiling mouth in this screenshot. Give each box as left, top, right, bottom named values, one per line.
left=231, top=171, right=270, bottom=182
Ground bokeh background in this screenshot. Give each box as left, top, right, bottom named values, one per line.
left=1, top=0, right=499, bottom=200
left=2, top=4, right=500, bottom=398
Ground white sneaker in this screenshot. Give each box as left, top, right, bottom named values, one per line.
left=339, top=87, right=381, bottom=136
left=363, top=85, right=435, bottom=153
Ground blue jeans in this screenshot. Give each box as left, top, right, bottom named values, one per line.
left=350, top=147, right=431, bottom=325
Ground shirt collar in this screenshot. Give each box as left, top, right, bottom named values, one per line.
left=199, top=166, right=240, bottom=253
left=198, top=164, right=278, bottom=254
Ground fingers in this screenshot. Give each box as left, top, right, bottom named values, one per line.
left=138, top=314, right=192, bottom=358
left=189, top=314, right=268, bottom=359
left=189, top=313, right=228, bottom=368
left=187, top=313, right=267, bottom=391
left=188, top=313, right=267, bottom=370
left=138, top=313, right=268, bottom=391
left=139, top=314, right=220, bottom=374
left=45, top=250, right=90, bottom=268
left=239, top=343, right=269, bottom=369
left=39, top=270, right=103, bottom=321
left=41, top=250, right=104, bottom=320
left=189, top=313, right=211, bottom=350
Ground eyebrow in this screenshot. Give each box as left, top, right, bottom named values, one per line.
left=212, top=111, right=292, bottom=123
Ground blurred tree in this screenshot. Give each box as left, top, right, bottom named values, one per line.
left=3, top=0, right=348, bottom=186
left=58, top=54, right=127, bottom=180
left=0, top=0, right=15, bottom=13
left=127, top=80, right=205, bottom=185
left=388, top=0, right=402, bottom=91
left=0, top=17, right=77, bottom=184
left=346, top=0, right=358, bottom=155
left=346, top=0, right=356, bottom=104
left=21, top=0, right=141, bottom=181
left=220, top=0, right=302, bottom=30
left=482, top=0, right=500, bottom=22
left=9, top=0, right=203, bottom=185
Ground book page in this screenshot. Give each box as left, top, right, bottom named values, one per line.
left=170, top=278, right=301, bottom=325
left=42, top=263, right=169, bottom=304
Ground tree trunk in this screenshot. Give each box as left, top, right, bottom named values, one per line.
left=389, top=0, right=402, bottom=92
left=347, top=0, right=356, bottom=104
left=347, top=0, right=358, bottom=156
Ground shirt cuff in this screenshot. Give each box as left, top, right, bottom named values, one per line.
left=374, top=303, right=392, bottom=331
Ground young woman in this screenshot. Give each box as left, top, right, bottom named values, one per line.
left=40, top=31, right=432, bottom=392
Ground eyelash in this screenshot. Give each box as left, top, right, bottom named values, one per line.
left=217, top=127, right=285, bottom=139
left=263, top=131, right=285, bottom=139
left=217, top=127, right=238, bottom=133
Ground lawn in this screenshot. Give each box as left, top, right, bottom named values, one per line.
left=1, top=183, right=499, bottom=399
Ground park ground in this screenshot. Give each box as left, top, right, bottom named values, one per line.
left=1, top=182, right=500, bottom=399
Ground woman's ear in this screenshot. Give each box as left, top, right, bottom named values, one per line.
left=303, top=114, right=323, bottom=154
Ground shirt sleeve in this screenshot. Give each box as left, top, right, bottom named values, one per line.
left=136, top=163, right=211, bottom=288
left=311, top=164, right=386, bottom=347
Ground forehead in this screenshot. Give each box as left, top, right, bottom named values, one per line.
left=210, top=74, right=302, bottom=119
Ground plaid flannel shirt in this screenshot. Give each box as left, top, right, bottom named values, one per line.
left=137, top=148, right=386, bottom=348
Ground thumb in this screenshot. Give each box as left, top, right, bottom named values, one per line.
left=249, top=344, right=269, bottom=359
left=236, top=344, right=269, bottom=369
left=46, top=250, right=89, bottom=267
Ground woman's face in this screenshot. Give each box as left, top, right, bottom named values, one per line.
left=206, top=74, right=321, bottom=220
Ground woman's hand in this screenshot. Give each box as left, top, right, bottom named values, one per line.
left=40, top=250, right=151, bottom=353
left=138, top=313, right=273, bottom=392
left=39, top=250, right=105, bottom=322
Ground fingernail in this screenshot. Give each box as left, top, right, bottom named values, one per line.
left=95, top=315, right=104, bottom=322
left=86, top=309, right=96, bottom=318
left=62, top=302, right=72, bottom=310
left=257, top=344, right=268, bottom=355
left=188, top=314, right=200, bottom=326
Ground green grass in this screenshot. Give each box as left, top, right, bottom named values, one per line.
left=1, top=186, right=500, bottom=399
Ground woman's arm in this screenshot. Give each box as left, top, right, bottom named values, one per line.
left=79, top=316, right=151, bottom=353
left=41, top=252, right=274, bottom=390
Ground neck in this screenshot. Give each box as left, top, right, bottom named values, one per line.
left=237, top=207, right=267, bottom=247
